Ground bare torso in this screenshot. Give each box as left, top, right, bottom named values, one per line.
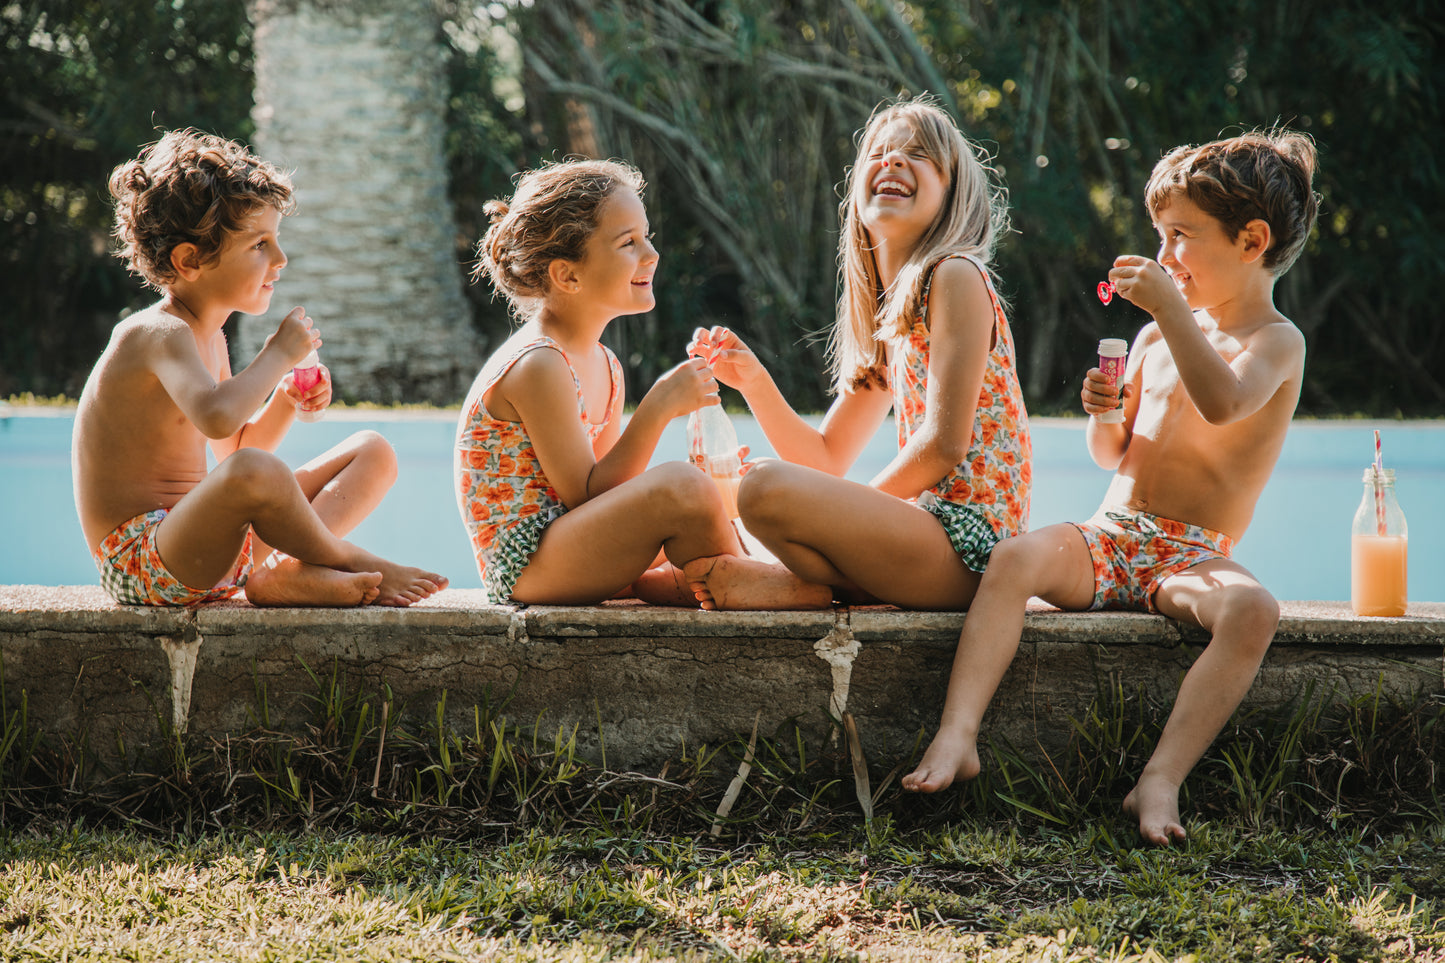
left=72, top=306, right=230, bottom=550
left=1104, top=319, right=1302, bottom=541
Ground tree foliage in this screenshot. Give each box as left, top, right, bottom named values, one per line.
left=479, top=0, right=1444, bottom=415
left=3, top=0, right=1442, bottom=415
left=0, top=0, right=254, bottom=396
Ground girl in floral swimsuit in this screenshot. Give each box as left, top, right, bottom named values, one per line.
left=456, top=159, right=744, bottom=605
left=683, top=96, right=1031, bottom=611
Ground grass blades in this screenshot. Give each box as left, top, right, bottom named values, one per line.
left=0, top=659, right=1441, bottom=843
left=0, top=822, right=1440, bottom=962
left=1, top=660, right=1443, bottom=960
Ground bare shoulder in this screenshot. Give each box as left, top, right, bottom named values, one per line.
left=109, top=304, right=198, bottom=361
left=1132, top=320, right=1165, bottom=352
left=1241, top=314, right=1307, bottom=372
left=925, top=256, right=995, bottom=341
left=500, top=340, right=571, bottom=388
left=929, top=255, right=991, bottom=299
left=1248, top=314, right=1306, bottom=350
left=487, top=341, right=572, bottom=419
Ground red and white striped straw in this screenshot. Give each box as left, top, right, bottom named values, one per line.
left=1373, top=429, right=1386, bottom=535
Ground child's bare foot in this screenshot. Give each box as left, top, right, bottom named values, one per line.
left=246, top=554, right=382, bottom=607
left=373, top=561, right=447, bottom=607
left=902, top=730, right=981, bottom=792
left=1122, top=770, right=1188, bottom=846
left=681, top=555, right=832, bottom=611
left=631, top=564, right=701, bottom=607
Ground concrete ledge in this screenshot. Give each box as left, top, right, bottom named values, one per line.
left=2, top=586, right=1442, bottom=775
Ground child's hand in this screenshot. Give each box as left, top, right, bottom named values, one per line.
left=691, top=444, right=752, bottom=472
left=648, top=356, right=719, bottom=421
left=283, top=363, right=332, bottom=415
left=689, top=326, right=765, bottom=392
left=1081, top=367, right=1130, bottom=418
left=270, top=306, right=322, bottom=366
left=1107, top=256, right=1184, bottom=317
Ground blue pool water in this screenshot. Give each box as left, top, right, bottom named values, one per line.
left=2, top=408, right=1440, bottom=602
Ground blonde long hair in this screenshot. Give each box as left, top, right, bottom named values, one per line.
left=831, top=97, right=1009, bottom=393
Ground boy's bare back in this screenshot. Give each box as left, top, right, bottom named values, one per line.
left=72, top=303, right=232, bottom=551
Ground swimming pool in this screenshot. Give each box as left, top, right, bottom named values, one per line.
left=3, top=407, right=1441, bottom=602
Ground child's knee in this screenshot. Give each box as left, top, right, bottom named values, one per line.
left=351, top=429, right=398, bottom=484
left=1217, top=583, right=1280, bottom=650
left=982, top=532, right=1054, bottom=589
left=215, top=448, right=293, bottom=499
left=736, top=460, right=792, bottom=524
left=647, top=461, right=717, bottom=515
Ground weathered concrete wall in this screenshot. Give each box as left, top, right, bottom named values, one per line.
left=3, top=588, right=1441, bottom=778
left=243, top=0, right=481, bottom=404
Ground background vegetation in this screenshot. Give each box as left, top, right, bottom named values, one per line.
left=3, top=0, right=1442, bottom=416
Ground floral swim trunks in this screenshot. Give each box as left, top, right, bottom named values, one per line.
left=93, top=508, right=253, bottom=606
left=1071, top=508, right=1235, bottom=613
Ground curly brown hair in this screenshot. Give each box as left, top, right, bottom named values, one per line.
left=473, top=159, right=646, bottom=320
left=108, top=129, right=296, bottom=291
left=1145, top=129, right=1319, bottom=276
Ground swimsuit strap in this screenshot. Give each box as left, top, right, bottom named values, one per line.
left=475, top=334, right=588, bottom=424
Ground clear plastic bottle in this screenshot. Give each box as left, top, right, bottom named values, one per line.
left=1350, top=467, right=1407, bottom=617
left=291, top=350, right=325, bottom=422
left=687, top=403, right=742, bottom=519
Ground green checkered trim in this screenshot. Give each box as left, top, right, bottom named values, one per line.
left=98, top=553, right=148, bottom=605
left=919, top=495, right=1002, bottom=573
left=481, top=504, right=568, bottom=604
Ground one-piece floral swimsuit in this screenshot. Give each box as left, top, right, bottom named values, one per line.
left=454, top=333, right=621, bottom=603
left=889, top=252, right=1032, bottom=571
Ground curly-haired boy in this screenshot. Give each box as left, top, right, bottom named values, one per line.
left=74, top=129, right=445, bottom=607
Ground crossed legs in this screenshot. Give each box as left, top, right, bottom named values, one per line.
left=684, top=460, right=981, bottom=611
left=154, top=431, right=446, bottom=607
left=508, top=461, right=745, bottom=606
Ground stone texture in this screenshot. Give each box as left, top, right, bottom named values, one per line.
left=1, top=587, right=1441, bottom=778
left=241, top=0, right=481, bottom=404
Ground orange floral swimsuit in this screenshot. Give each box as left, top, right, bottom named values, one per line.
left=93, top=508, right=252, bottom=606
left=454, top=333, right=621, bottom=603
left=890, top=252, right=1032, bottom=571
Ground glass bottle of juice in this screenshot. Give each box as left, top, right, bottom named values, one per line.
left=687, top=404, right=742, bottom=519
left=1350, top=467, right=1408, bottom=617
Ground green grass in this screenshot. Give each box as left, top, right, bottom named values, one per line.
left=0, top=822, right=1440, bottom=961
left=2, top=664, right=1443, bottom=961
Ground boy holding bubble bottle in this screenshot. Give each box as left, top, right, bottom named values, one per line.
left=903, top=130, right=1319, bottom=846
left=73, top=129, right=446, bottom=607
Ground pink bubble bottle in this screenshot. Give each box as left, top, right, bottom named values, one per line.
left=292, top=350, right=325, bottom=423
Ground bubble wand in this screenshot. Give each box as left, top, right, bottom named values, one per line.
left=1092, top=280, right=1127, bottom=422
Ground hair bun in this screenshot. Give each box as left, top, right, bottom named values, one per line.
left=483, top=199, right=511, bottom=224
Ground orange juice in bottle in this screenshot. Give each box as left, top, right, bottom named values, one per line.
left=1350, top=466, right=1407, bottom=616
